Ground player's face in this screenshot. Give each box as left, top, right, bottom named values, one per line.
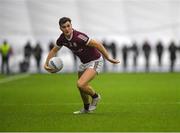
left=60, top=21, right=73, bottom=37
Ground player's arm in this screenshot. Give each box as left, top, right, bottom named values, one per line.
left=44, top=45, right=62, bottom=73
left=87, top=39, right=120, bottom=64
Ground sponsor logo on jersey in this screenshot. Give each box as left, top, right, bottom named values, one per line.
left=63, top=43, right=69, bottom=46
left=78, top=34, right=88, bottom=42
left=72, top=48, right=83, bottom=53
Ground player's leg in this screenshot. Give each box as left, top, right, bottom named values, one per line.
left=77, top=68, right=97, bottom=96
left=74, top=57, right=103, bottom=114
left=78, top=71, right=91, bottom=110
left=77, top=68, right=101, bottom=110
left=74, top=68, right=99, bottom=114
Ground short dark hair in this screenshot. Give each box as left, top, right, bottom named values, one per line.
left=59, top=17, right=71, bottom=26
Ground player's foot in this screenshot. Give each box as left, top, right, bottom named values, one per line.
left=73, top=108, right=92, bottom=114
left=89, top=94, right=101, bottom=111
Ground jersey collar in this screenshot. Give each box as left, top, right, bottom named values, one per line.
left=65, top=30, right=73, bottom=41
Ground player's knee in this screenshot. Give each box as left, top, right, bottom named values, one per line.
left=77, top=80, right=86, bottom=89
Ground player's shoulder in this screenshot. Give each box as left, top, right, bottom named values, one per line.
left=73, top=29, right=89, bottom=42
left=73, top=29, right=85, bottom=34
left=74, top=29, right=87, bottom=36
left=58, top=33, right=65, bottom=40
left=56, top=33, right=65, bottom=46
left=57, top=33, right=65, bottom=42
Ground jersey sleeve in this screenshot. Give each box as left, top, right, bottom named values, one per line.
left=77, top=33, right=90, bottom=45
left=56, top=35, right=64, bottom=48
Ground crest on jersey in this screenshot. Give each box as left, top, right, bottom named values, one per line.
left=73, top=42, right=77, bottom=47
left=68, top=42, right=73, bottom=47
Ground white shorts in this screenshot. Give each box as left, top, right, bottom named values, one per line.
left=78, top=56, right=104, bottom=74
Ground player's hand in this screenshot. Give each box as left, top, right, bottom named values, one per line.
left=44, top=64, right=58, bottom=73
left=107, top=58, right=120, bottom=64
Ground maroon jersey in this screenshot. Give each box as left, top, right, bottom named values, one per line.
left=56, top=30, right=101, bottom=63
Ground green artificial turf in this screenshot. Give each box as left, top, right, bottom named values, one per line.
left=0, top=73, right=179, bottom=131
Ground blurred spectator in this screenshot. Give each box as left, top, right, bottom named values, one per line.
left=122, top=45, right=128, bottom=71
left=168, top=41, right=177, bottom=72
left=33, top=42, right=43, bottom=73
left=22, top=41, right=32, bottom=72
left=142, top=40, right=151, bottom=72
left=131, top=41, right=139, bottom=71
left=0, top=40, right=12, bottom=74
left=19, top=60, right=29, bottom=73
left=109, top=41, right=117, bottom=71
left=156, top=41, right=164, bottom=67
left=24, top=41, right=32, bottom=63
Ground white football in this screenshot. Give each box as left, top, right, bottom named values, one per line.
left=48, top=57, right=63, bottom=71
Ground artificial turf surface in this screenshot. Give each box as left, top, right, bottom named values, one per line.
left=0, top=73, right=179, bottom=131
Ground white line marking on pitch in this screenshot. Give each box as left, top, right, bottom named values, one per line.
left=0, top=74, right=30, bottom=84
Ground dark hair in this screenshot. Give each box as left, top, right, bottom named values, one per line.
left=59, top=17, right=71, bottom=26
